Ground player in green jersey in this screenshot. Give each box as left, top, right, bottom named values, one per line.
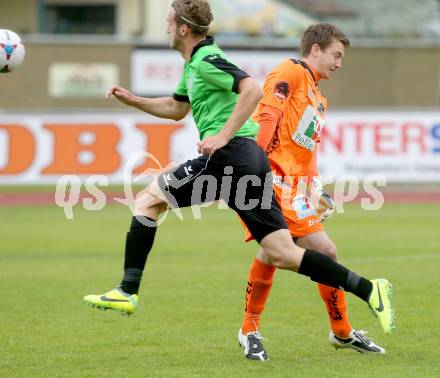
left=84, top=0, right=395, bottom=358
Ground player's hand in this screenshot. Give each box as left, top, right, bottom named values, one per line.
left=316, top=190, right=335, bottom=222
left=106, top=85, right=139, bottom=107
left=197, top=134, right=229, bottom=156
left=310, top=178, right=335, bottom=222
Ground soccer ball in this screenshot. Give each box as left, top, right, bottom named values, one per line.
left=0, top=29, right=25, bottom=73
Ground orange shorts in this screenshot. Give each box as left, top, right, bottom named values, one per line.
left=243, top=183, right=323, bottom=241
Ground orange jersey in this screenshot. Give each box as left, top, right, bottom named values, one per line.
left=253, top=59, right=327, bottom=184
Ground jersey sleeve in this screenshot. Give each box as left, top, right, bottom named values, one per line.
left=173, top=72, right=190, bottom=103
left=198, top=54, right=250, bottom=93
left=260, top=61, right=301, bottom=112
left=257, top=104, right=283, bottom=151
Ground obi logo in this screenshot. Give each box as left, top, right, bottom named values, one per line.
left=0, top=123, right=182, bottom=175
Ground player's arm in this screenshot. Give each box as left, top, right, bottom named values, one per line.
left=257, top=60, right=302, bottom=151
left=107, top=85, right=190, bottom=121
left=309, top=154, right=335, bottom=222
left=257, top=104, right=283, bottom=151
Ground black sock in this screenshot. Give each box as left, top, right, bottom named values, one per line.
left=298, top=250, right=373, bottom=302
left=119, top=216, right=157, bottom=294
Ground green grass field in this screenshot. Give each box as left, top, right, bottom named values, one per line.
left=1, top=199, right=439, bottom=377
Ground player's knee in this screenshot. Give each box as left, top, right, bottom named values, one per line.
left=261, top=231, right=303, bottom=270
left=260, top=247, right=281, bottom=268
left=269, top=251, right=302, bottom=270
left=321, top=241, right=338, bottom=261
left=268, top=253, right=293, bottom=269
left=134, top=187, right=167, bottom=217
left=256, top=248, right=271, bottom=265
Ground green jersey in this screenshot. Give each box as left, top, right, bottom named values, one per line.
left=173, top=36, right=259, bottom=141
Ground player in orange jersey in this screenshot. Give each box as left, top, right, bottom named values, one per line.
left=238, top=23, right=385, bottom=360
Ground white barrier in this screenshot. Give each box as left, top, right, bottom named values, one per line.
left=0, top=111, right=439, bottom=184
left=320, top=111, right=440, bottom=182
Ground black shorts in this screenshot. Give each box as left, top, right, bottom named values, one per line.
left=157, top=137, right=288, bottom=243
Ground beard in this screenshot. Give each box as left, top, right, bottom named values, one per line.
left=170, top=34, right=184, bottom=51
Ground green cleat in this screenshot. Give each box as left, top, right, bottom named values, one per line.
left=368, top=279, right=395, bottom=335
left=84, top=288, right=138, bottom=315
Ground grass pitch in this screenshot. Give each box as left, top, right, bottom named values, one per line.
left=1, top=198, right=439, bottom=377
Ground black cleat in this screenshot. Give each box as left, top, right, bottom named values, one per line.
left=329, top=329, right=385, bottom=354
left=238, top=328, right=269, bottom=361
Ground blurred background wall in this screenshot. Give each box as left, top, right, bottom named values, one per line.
left=2, top=0, right=440, bottom=109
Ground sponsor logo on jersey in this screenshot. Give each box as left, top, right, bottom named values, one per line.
left=292, top=105, right=324, bottom=151
left=293, top=194, right=316, bottom=219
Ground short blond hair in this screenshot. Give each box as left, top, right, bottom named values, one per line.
left=301, top=23, right=350, bottom=57
left=172, top=0, right=213, bottom=36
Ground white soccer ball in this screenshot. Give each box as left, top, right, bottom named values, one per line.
left=0, top=29, right=25, bottom=73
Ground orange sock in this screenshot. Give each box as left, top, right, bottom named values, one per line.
left=241, top=258, right=275, bottom=335
left=317, top=284, right=352, bottom=338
